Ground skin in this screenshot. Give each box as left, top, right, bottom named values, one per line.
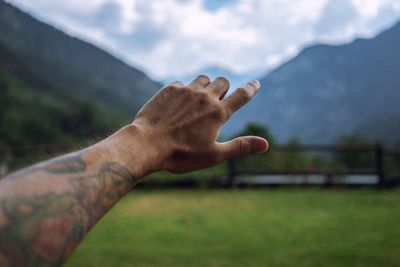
left=0, top=75, right=268, bottom=266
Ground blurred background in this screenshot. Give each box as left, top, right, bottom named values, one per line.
left=0, top=0, right=400, bottom=266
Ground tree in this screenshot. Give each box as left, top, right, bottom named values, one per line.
left=235, top=122, right=276, bottom=144
left=283, top=137, right=312, bottom=171
left=231, top=123, right=279, bottom=173
left=334, top=133, right=374, bottom=170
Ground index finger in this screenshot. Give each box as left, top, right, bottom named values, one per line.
left=222, top=80, right=261, bottom=115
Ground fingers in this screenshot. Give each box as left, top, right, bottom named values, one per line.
left=188, top=75, right=211, bottom=90
left=223, top=80, right=261, bottom=115
left=205, top=77, right=230, bottom=99
left=218, top=136, right=268, bottom=160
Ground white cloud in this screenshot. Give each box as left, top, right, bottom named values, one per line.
left=5, top=0, right=400, bottom=80
left=352, top=0, right=388, bottom=17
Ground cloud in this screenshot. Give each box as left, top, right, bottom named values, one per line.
left=92, top=2, right=122, bottom=30
left=314, top=0, right=357, bottom=37
left=5, top=0, right=400, bottom=80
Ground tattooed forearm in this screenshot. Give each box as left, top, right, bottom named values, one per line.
left=2, top=151, right=87, bottom=181
left=44, top=152, right=87, bottom=174
left=0, top=150, right=136, bottom=267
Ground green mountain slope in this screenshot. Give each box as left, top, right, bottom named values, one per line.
left=0, top=42, right=125, bottom=148
left=0, top=0, right=165, bottom=151
left=0, top=0, right=161, bottom=116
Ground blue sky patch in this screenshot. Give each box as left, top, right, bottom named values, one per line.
left=204, top=0, right=238, bottom=11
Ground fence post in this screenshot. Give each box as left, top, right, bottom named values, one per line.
left=227, top=159, right=237, bottom=187
left=375, top=143, right=385, bottom=187
left=325, top=173, right=333, bottom=187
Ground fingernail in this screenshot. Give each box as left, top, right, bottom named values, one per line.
left=252, top=137, right=268, bottom=153
left=251, top=80, right=260, bottom=88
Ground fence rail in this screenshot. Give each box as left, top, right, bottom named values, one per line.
left=1, top=143, right=400, bottom=187
left=226, top=143, right=400, bottom=187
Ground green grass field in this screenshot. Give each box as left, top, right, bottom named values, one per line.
left=65, top=189, right=400, bottom=267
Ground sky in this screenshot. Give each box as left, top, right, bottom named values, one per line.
left=6, top=0, right=400, bottom=81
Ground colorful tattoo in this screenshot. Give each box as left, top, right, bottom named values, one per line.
left=0, top=151, right=135, bottom=267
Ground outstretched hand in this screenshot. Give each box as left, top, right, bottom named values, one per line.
left=131, top=75, right=268, bottom=174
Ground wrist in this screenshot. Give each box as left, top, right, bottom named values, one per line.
left=96, top=124, right=167, bottom=179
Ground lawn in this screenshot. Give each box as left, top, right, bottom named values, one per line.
left=65, top=189, right=400, bottom=267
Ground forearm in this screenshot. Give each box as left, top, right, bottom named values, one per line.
left=0, top=126, right=145, bottom=266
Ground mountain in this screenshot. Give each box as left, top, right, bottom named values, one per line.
left=0, top=0, right=163, bottom=153
left=223, top=21, right=400, bottom=144
left=0, top=41, right=125, bottom=148
left=0, top=0, right=161, bottom=116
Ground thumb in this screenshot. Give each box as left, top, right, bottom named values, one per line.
left=218, top=136, right=269, bottom=159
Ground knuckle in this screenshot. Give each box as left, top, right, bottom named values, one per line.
left=239, top=139, right=245, bottom=154
left=215, top=76, right=230, bottom=88
left=164, top=84, right=180, bottom=92
left=239, top=138, right=251, bottom=155
left=236, top=87, right=251, bottom=101
left=197, top=74, right=210, bottom=83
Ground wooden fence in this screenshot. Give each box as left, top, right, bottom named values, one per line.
left=1, top=143, right=399, bottom=187
left=226, top=143, right=400, bottom=187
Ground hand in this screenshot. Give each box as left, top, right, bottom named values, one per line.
left=130, top=75, right=268, bottom=174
